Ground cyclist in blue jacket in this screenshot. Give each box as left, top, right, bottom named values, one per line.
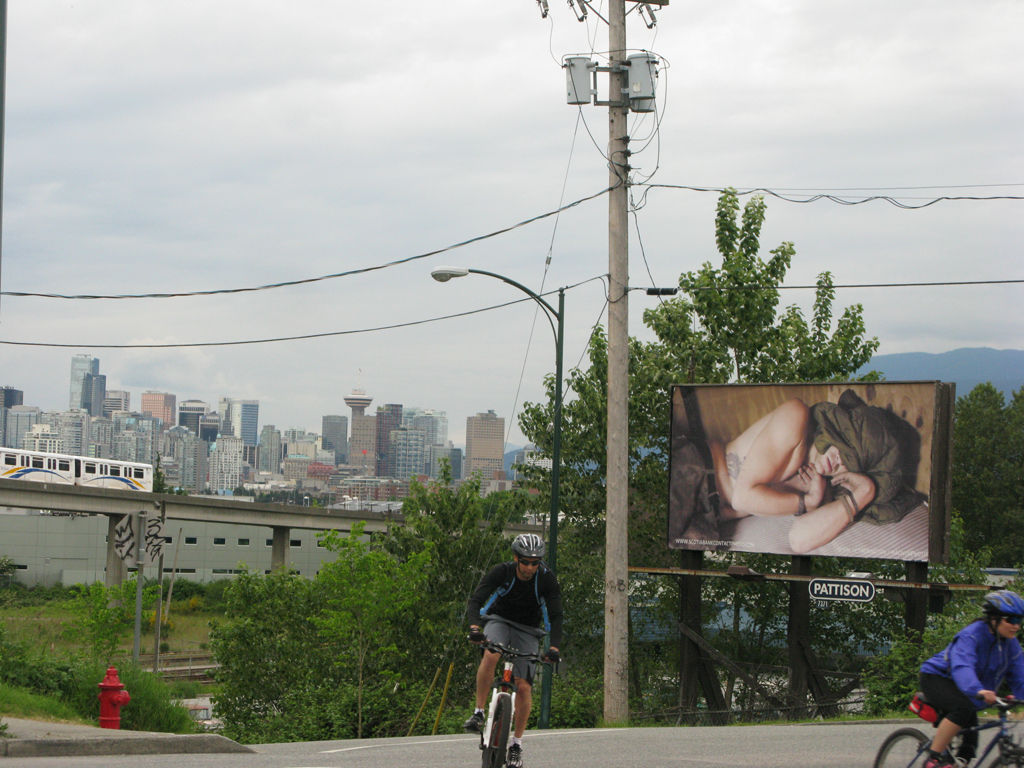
left=464, top=533, right=563, bottom=768
left=918, top=590, right=1024, bottom=767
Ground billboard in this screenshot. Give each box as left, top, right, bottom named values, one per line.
left=667, top=382, right=954, bottom=562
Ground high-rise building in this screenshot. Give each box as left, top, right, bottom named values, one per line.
left=89, top=416, right=114, bottom=458
left=103, top=391, right=130, bottom=418
left=258, top=424, right=282, bottom=474
left=177, top=400, right=209, bottom=434
left=111, top=413, right=162, bottom=464
left=403, top=407, right=448, bottom=448
left=391, top=427, right=427, bottom=480
left=81, top=373, right=106, bottom=417
left=218, top=398, right=259, bottom=445
left=428, top=443, right=463, bottom=480
left=162, top=426, right=208, bottom=492
left=22, top=423, right=63, bottom=453
left=69, top=355, right=99, bottom=412
left=375, top=404, right=403, bottom=477
left=465, top=411, right=505, bottom=481
left=141, top=391, right=176, bottom=432
left=5, top=406, right=41, bottom=449
left=1, top=387, right=23, bottom=409
left=208, top=435, right=244, bottom=492
left=345, top=388, right=376, bottom=474
left=321, top=415, right=348, bottom=465
left=55, top=409, right=90, bottom=456
left=0, top=388, right=23, bottom=448
left=198, top=413, right=220, bottom=443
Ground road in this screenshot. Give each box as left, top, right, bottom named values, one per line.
left=0, top=720, right=916, bottom=767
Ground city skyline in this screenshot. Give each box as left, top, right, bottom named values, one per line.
left=4, top=358, right=517, bottom=456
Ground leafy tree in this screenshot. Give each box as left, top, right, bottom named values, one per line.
left=952, top=383, right=1024, bottom=566
left=209, top=568, right=334, bottom=741
left=376, top=464, right=520, bottom=665
left=317, top=524, right=432, bottom=738
left=73, top=579, right=151, bottom=661
left=862, top=513, right=994, bottom=714
left=519, top=188, right=883, bottom=699
left=0, top=555, right=15, bottom=587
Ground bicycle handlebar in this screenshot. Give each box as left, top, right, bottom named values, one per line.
left=478, top=640, right=554, bottom=665
left=993, top=697, right=1024, bottom=711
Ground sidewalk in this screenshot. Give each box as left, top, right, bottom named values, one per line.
left=1, top=717, right=253, bottom=759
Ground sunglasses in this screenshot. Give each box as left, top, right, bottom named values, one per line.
left=518, top=558, right=542, bottom=567
left=1002, top=615, right=1023, bottom=625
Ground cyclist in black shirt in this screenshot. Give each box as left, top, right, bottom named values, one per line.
left=464, top=534, right=563, bottom=768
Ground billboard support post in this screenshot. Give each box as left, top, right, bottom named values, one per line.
left=787, top=556, right=812, bottom=707
left=905, top=561, right=929, bottom=640
left=677, top=549, right=703, bottom=710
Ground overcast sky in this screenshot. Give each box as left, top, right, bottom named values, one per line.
left=0, top=0, right=1020, bottom=448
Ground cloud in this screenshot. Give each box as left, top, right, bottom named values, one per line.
left=2, top=0, right=1021, bottom=448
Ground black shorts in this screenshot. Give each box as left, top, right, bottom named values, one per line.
left=919, top=672, right=979, bottom=757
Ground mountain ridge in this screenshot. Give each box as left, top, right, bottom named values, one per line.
left=858, top=347, right=1023, bottom=399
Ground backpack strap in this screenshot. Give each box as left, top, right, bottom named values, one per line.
left=480, top=562, right=517, bottom=616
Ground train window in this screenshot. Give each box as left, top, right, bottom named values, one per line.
left=110, top=466, right=120, bottom=477
left=85, top=463, right=96, bottom=473
left=133, top=468, right=144, bottom=479
left=31, top=457, right=43, bottom=468
left=3, top=455, right=14, bottom=465
left=58, top=460, right=70, bottom=471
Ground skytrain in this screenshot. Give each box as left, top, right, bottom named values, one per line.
left=0, top=448, right=153, bottom=492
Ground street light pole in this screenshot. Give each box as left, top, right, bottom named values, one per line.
left=431, top=266, right=563, bottom=728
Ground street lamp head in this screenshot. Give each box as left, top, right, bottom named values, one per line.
left=431, top=266, right=470, bottom=283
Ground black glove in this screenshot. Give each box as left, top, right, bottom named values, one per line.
left=468, top=628, right=487, bottom=644
left=543, top=649, right=560, bottom=664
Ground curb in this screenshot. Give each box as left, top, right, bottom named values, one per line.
left=1, top=733, right=254, bottom=758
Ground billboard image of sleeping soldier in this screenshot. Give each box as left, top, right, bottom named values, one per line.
left=668, top=382, right=949, bottom=562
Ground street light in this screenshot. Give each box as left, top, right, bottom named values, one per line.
left=431, top=266, right=563, bottom=729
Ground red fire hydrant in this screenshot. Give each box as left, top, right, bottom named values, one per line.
left=97, top=666, right=131, bottom=729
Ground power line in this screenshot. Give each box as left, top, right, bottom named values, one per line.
left=636, top=183, right=1024, bottom=209
left=0, top=275, right=608, bottom=350
left=0, top=186, right=618, bottom=301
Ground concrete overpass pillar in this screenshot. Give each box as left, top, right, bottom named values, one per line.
left=105, top=514, right=128, bottom=588
left=271, top=526, right=290, bottom=572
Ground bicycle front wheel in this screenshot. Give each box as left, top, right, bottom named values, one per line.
left=482, top=692, right=513, bottom=768
left=874, top=727, right=930, bottom=768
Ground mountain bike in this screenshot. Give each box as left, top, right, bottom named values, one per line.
left=476, top=641, right=549, bottom=768
left=874, top=695, right=1024, bottom=768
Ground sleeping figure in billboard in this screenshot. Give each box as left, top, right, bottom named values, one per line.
left=669, top=385, right=931, bottom=559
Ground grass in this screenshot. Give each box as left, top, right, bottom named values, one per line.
left=0, top=683, right=94, bottom=725
left=1, top=602, right=221, bottom=656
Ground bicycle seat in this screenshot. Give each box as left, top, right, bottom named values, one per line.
left=909, top=691, right=947, bottom=726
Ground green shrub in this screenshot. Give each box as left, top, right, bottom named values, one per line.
left=202, top=579, right=232, bottom=611
left=526, top=673, right=603, bottom=729
left=60, top=661, right=198, bottom=733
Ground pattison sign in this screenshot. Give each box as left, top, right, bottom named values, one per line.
left=808, top=578, right=876, bottom=603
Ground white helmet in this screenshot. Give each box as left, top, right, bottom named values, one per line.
left=511, top=533, right=546, bottom=559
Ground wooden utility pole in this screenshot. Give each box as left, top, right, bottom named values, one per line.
left=604, top=0, right=631, bottom=725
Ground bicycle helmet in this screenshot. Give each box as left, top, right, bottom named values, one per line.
left=982, top=590, right=1024, bottom=618
left=511, top=533, right=546, bottom=559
